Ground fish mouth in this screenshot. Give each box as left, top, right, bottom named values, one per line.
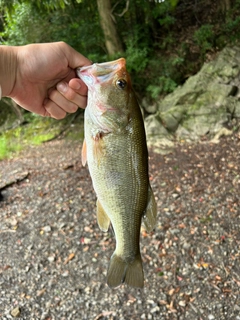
left=77, top=58, right=126, bottom=88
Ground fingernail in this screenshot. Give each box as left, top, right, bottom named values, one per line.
left=57, top=82, right=68, bottom=93
left=74, top=82, right=81, bottom=90
left=71, top=81, right=81, bottom=90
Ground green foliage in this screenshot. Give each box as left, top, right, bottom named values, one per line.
left=0, top=133, right=23, bottom=159
left=125, top=31, right=149, bottom=73
left=0, top=136, right=8, bottom=159
left=145, top=54, right=184, bottom=99
left=126, top=46, right=149, bottom=73
left=193, top=24, right=215, bottom=57
left=152, top=0, right=176, bottom=28
left=1, top=3, right=47, bottom=45
left=0, top=0, right=105, bottom=59
left=221, top=0, right=240, bottom=43
left=147, top=76, right=177, bottom=99
left=1, top=0, right=240, bottom=105
left=0, top=114, right=64, bottom=159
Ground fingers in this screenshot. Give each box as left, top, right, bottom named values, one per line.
left=45, top=79, right=88, bottom=119
left=56, top=79, right=88, bottom=110
left=69, top=78, right=88, bottom=96
left=43, top=98, right=67, bottom=119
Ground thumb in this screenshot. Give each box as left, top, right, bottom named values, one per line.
left=62, top=42, right=91, bottom=69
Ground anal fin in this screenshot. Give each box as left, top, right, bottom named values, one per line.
left=142, top=185, right=157, bottom=232
left=97, top=199, right=111, bottom=232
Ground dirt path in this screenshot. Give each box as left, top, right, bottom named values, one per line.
left=0, top=134, right=239, bottom=320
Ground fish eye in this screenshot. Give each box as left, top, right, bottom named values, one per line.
left=116, top=79, right=127, bottom=89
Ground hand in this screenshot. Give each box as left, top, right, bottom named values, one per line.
left=7, top=42, right=91, bottom=119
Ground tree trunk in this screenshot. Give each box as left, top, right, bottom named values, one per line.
left=97, top=0, right=124, bottom=56
left=220, top=0, right=231, bottom=15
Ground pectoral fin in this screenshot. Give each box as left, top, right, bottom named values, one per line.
left=97, top=199, right=111, bottom=232
left=81, top=139, right=87, bottom=166
left=142, top=185, right=157, bottom=232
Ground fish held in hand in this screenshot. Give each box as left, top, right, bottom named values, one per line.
left=77, top=58, right=157, bottom=288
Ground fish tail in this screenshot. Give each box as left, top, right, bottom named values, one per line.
left=107, top=253, right=144, bottom=288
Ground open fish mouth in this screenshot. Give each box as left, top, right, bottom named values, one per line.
left=77, top=58, right=126, bottom=88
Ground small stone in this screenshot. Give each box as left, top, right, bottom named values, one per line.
left=147, top=299, right=155, bottom=305
left=43, top=225, right=51, bottom=232
left=170, top=228, right=180, bottom=234
left=172, top=193, right=180, bottom=199
left=178, top=300, right=186, bottom=307
left=10, top=307, right=21, bottom=317
left=208, top=315, right=215, bottom=320
left=183, top=242, right=191, bottom=249
left=150, top=306, right=160, bottom=313
left=25, top=265, right=31, bottom=273
left=48, top=256, right=55, bottom=263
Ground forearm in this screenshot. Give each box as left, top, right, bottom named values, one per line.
left=0, top=45, right=18, bottom=97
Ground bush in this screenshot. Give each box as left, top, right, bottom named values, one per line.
left=193, top=24, right=215, bottom=57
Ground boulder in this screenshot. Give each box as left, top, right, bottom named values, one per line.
left=144, top=46, right=240, bottom=147
left=144, top=115, right=175, bottom=154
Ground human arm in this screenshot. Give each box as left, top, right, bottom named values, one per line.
left=0, top=42, right=91, bottom=119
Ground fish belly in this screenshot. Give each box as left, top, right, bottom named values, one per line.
left=85, top=112, right=149, bottom=288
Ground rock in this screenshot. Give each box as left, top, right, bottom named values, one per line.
left=146, top=45, right=240, bottom=149
left=178, top=300, right=186, bottom=307
left=144, top=114, right=169, bottom=139
left=234, top=101, right=240, bottom=118
left=141, top=97, right=158, bottom=114
left=147, top=137, right=175, bottom=155
left=150, top=306, right=160, bottom=313
left=10, top=307, right=21, bottom=317
left=42, top=225, right=51, bottom=232
left=0, top=168, right=29, bottom=190
left=210, top=127, right=232, bottom=144
left=145, top=114, right=174, bottom=154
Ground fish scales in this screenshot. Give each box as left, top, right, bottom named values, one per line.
left=78, top=58, right=157, bottom=288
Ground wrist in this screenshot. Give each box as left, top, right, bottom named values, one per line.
left=0, top=45, right=18, bottom=97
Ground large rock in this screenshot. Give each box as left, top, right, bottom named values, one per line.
left=145, top=46, right=240, bottom=146
left=145, top=115, right=174, bottom=154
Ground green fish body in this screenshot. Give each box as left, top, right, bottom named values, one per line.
left=78, top=58, right=157, bottom=288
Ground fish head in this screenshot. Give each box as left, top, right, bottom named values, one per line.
left=77, top=58, right=132, bottom=118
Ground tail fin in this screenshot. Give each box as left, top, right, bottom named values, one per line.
left=107, top=253, right=144, bottom=288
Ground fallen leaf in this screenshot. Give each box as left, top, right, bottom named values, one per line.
left=94, top=311, right=114, bottom=320
left=168, top=288, right=175, bottom=296
left=37, top=288, right=46, bottom=297
left=64, top=253, right=75, bottom=265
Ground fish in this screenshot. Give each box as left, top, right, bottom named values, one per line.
left=77, top=58, right=157, bottom=288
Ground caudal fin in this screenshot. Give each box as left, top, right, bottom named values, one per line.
left=107, top=253, right=144, bottom=288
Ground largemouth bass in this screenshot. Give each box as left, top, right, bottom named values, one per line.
left=77, top=58, right=157, bottom=288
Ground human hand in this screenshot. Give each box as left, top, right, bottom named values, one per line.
left=4, top=42, right=91, bottom=119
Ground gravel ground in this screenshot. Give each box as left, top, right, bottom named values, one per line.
left=0, top=131, right=240, bottom=320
